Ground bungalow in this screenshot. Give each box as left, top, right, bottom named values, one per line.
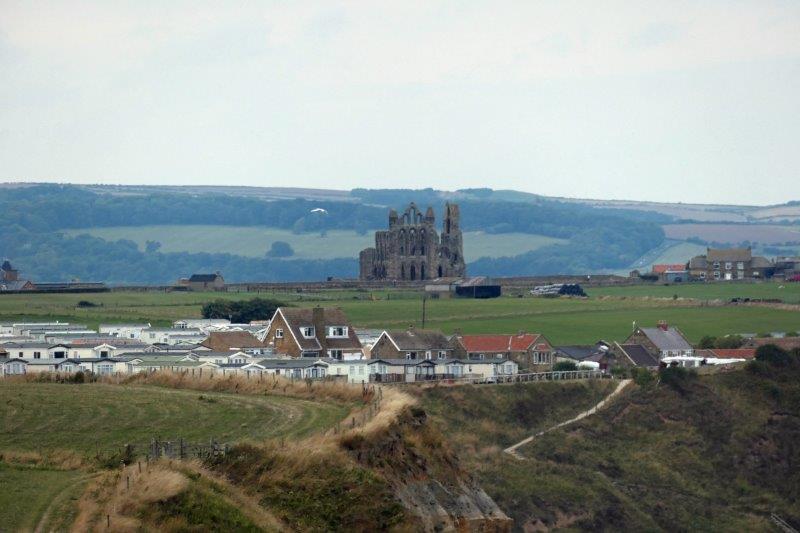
left=141, top=328, right=206, bottom=346
left=246, top=358, right=330, bottom=379
left=370, top=328, right=454, bottom=360
left=200, top=331, right=268, bottom=354
left=622, top=321, right=693, bottom=360
left=450, top=333, right=554, bottom=369
left=263, top=307, right=363, bottom=360
left=0, top=357, right=28, bottom=376
left=192, top=350, right=255, bottom=365
left=173, top=318, right=231, bottom=330
left=98, top=324, right=151, bottom=340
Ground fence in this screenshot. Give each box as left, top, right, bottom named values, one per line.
left=386, top=369, right=603, bottom=386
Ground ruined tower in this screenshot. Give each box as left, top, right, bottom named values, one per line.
left=359, top=202, right=466, bottom=281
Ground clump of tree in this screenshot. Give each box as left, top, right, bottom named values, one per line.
left=201, top=298, right=285, bottom=323
left=697, top=335, right=744, bottom=349
left=659, top=366, right=696, bottom=393
left=266, top=241, right=294, bottom=258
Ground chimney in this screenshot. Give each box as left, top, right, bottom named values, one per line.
left=658, top=320, right=668, bottom=331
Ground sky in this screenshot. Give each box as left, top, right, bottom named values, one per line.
left=1, top=1, right=799, bottom=205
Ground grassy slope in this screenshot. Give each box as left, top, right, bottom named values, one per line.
left=0, top=382, right=347, bottom=454
left=64, top=225, right=565, bottom=262
left=1, top=283, right=799, bottom=343
left=0, top=463, right=82, bottom=532
left=423, top=367, right=800, bottom=531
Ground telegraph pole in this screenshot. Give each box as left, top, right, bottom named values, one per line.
left=421, top=297, right=427, bottom=329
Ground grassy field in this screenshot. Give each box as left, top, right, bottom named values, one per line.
left=64, top=225, right=565, bottom=261
left=0, top=463, right=84, bottom=532
left=587, top=281, right=800, bottom=303
left=1, top=282, right=799, bottom=344
left=0, top=382, right=348, bottom=454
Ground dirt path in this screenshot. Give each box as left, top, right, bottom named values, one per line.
left=34, top=472, right=96, bottom=533
left=504, top=379, right=631, bottom=459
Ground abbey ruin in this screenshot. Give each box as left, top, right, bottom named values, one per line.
left=359, top=202, right=466, bottom=281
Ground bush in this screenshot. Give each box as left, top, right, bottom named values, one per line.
left=715, top=335, right=744, bottom=349
left=659, top=366, right=696, bottom=392
left=698, top=336, right=716, bottom=349
left=610, top=366, right=629, bottom=379
left=76, top=300, right=97, bottom=308
left=755, top=344, right=794, bottom=367
left=553, top=361, right=578, bottom=371
left=631, top=367, right=655, bottom=388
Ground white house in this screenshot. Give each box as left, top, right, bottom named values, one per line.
left=99, top=323, right=151, bottom=340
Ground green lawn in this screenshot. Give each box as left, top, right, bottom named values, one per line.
left=0, top=463, right=83, bottom=532
left=64, top=225, right=565, bottom=261
left=1, top=284, right=799, bottom=344
left=0, top=382, right=348, bottom=454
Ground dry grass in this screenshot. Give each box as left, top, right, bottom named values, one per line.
left=120, top=370, right=371, bottom=404
left=71, top=461, right=189, bottom=532
left=0, top=448, right=85, bottom=470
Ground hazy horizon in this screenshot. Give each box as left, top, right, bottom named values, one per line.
left=2, top=1, right=799, bottom=205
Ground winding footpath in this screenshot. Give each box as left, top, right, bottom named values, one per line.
left=504, top=379, right=632, bottom=460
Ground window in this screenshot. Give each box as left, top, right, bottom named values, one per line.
left=301, top=327, right=315, bottom=338
left=714, top=271, right=721, bottom=280
left=712, top=261, right=720, bottom=269
left=699, top=272, right=706, bottom=279
left=18, top=351, right=23, bottom=358
left=725, top=262, right=732, bottom=270
left=275, top=328, right=284, bottom=339
left=737, top=262, right=744, bottom=270
left=327, top=326, right=347, bottom=338
left=405, top=353, right=412, bottom=360
left=100, top=350, right=109, bottom=358
left=358, top=366, right=364, bottom=375
left=438, top=351, right=447, bottom=359
left=33, top=351, right=41, bottom=359
left=301, top=351, right=317, bottom=358
left=328, top=349, right=343, bottom=360
left=349, top=365, right=355, bottom=374
left=425, top=351, right=432, bottom=360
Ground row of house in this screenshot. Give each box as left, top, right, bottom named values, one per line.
left=638, top=248, right=800, bottom=283
left=3, top=305, right=794, bottom=381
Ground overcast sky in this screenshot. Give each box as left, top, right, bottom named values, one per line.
left=1, top=1, right=799, bottom=205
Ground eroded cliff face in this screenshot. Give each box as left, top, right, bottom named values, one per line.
left=342, top=406, right=512, bottom=532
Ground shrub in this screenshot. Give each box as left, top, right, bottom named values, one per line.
left=715, top=335, right=744, bottom=349
left=631, top=367, right=655, bottom=388
left=76, top=300, right=97, bottom=308
left=659, top=366, right=696, bottom=392
left=755, top=344, right=794, bottom=367
left=201, top=298, right=285, bottom=323
left=610, top=366, right=629, bottom=379
left=698, top=336, right=716, bottom=349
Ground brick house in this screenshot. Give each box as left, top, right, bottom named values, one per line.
left=370, top=328, right=454, bottom=360
left=450, top=333, right=554, bottom=370
left=263, top=307, right=363, bottom=360
left=688, top=248, right=772, bottom=281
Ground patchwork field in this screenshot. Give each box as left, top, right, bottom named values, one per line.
left=0, top=382, right=348, bottom=454
left=663, top=223, right=800, bottom=244
left=1, top=282, right=799, bottom=344
left=64, top=225, right=566, bottom=261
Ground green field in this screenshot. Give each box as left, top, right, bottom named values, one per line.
left=64, top=225, right=565, bottom=261
left=1, top=282, right=799, bottom=344
left=0, top=382, right=348, bottom=453
left=0, top=463, right=84, bottom=532
left=587, top=281, right=800, bottom=304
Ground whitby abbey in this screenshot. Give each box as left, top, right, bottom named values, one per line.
left=359, top=202, right=466, bottom=281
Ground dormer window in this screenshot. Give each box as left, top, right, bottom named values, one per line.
left=327, top=326, right=347, bottom=338
left=301, top=327, right=315, bottom=338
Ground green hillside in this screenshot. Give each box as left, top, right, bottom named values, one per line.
left=64, top=225, right=565, bottom=261
left=422, top=364, right=800, bottom=530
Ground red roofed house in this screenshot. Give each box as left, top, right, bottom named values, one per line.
left=450, top=333, right=554, bottom=370
left=652, top=264, right=686, bottom=274
left=695, top=348, right=756, bottom=361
